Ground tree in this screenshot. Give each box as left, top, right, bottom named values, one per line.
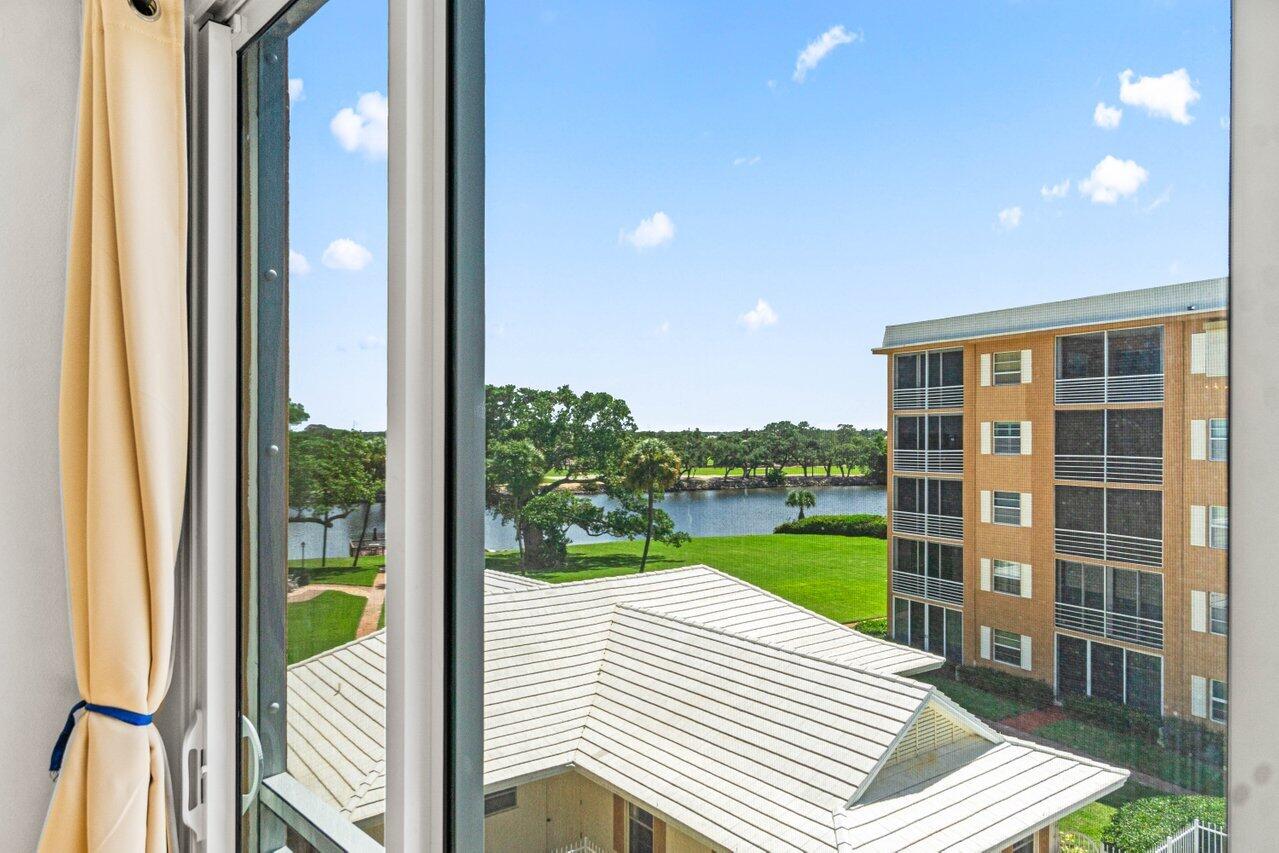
left=288, top=399, right=310, bottom=427
left=785, top=488, right=816, bottom=520
left=621, top=438, right=684, bottom=571
left=348, top=434, right=386, bottom=568
left=485, top=439, right=548, bottom=572
left=288, top=429, right=382, bottom=570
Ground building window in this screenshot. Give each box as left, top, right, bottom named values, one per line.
left=993, top=421, right=1022, bottom=455
left=1056, top=634, right=1163, bottom=716
left=894, top=597, right=963, bottom=663
left=1209, top=418, right=1228, bottom=461
left=993, top=491, right=1022, bottom=525
left=628, top=803, right=655, bottom=853
left=1210, top=680, right=1227, bottom=724
left=993, top=560, right=1023, bottom=596
left=993, top=350, right=1022, bottom=385
left=1209, top=505, right=1228, bottom=549
left=1010, top=836, right=1036, bottom=853
left=1055, top=485, right=1163, bottom=566
left=1055, top=560, right=1163, bottom=648
left=992, top=629, right=1023, bottom=666
left=484, top=787, right=518, bottom=817
left=1210, top=592, right=1228, bottom=636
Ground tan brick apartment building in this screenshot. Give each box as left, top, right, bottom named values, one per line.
left=876, top=279, right=1228, bottom=727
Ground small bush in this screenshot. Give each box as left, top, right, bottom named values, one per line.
left=955, top=663, right=1055, bottom=708
left=774, top=513, right=887, bottom=539
left=763, top=466, right=787, bottom=486
left=1057, top=831, right=1097, bottom=853
left=855, top=617, right=887, bottom=638
left=1162, top=717, right=1226, bottom=766
left=1062, top=695, right=1162, bottom=744
left=1102, top=796, right=1225, bottom=851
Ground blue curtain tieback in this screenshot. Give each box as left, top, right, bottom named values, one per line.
left=49, top=700, right=154, bottom=778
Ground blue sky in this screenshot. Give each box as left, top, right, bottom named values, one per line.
left=289, top=0, right=1229, bottom=432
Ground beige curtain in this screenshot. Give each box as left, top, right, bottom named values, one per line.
left=41, top=0, right=187, bottom=849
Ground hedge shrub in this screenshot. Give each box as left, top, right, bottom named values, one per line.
left=1062, top=695, right=1162, bottom=744
left=855, top=617, right=888, bottom=638
left=1102, top=796, right=1225, bottom=851
left=954, top=664, right=1055, bottom=708
left=1162, top=717, right=1227, bottom=766
left=773, top=513, right=887, bottom=538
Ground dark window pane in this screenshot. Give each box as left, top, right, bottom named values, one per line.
left=909, top=600, right=925, bottom=648
left=894, top=537, right=922, bottom=574
left=937, top=415, right=963, bottom=450
left=1057, top=635, right=1088, bottom=697
left=937, top=479, right=963, bottom=517
left=1058, top=332, right=1104, bottom=379
left=1107, top=488, right=1162, bottom=540
left=1125, top=651, right=1162, bottom=716
left=934, top=543, right=963, bottom=581
left=1056, top=410, right=1104, bottom=456
left=1056, top=485, right=1104, bottom=532
left=1108, top=327, right=1163, bottom=376
left=1056, top=560, right=1083, bottom=605
left=1083, top=564, right=1106, bottom=610
left=896, top=416, right=921, bottom=450
left=894, top=598, right=910, bottom=643
left=945, top=610, right=963, bottom=664
left=1139, top=572, right=1164, bottom=622
left=927, top=605, right=945, bottom=655
left=1110, top=568, right=1139, bottom=616
left=1091, top=642, right=1125, bottom=703
left=895, top=477, right=921, bottom=512
left=940, top=350, right=963, bottom=386
left=896, top=353, right=921, bottom=389
left=927, top=352, right=943, bottom=387
left=1107, top=408, right=1162, bottom=458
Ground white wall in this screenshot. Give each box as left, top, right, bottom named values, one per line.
left=0, top=3, right=84, bottom=848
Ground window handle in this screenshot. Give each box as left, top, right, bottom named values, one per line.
left=180, top=709, right=206, bottom=841
left=240, top=714, right=264, bottom=816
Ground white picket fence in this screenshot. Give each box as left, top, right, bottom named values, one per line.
left=1099, top=819, right=1228, bottom=853
left=548, top=836, right=609, bottom=853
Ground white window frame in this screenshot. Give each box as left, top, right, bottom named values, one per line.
left=1210, top=505, right=1229, bottom=549
left=993, top=421, right=1022, bottom=455
left=1209, top=418, right=1228, bottom=461
left=992, top=559, right=1023, bottom=596
left=992, top=350, right=1022, bottom=385
left=1210, top=592, right=1228, bottom=636
left=992, top=491, right=1022, bottom=526
left=1211, top=679, right=1228, bottom=724
left=992, top=629, right=1023, bottom=666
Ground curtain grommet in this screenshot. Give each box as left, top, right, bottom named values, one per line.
left=127, top=0, right=161, bottom=22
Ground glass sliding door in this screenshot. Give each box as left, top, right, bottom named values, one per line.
left=239, top=0, right=389, bottom=847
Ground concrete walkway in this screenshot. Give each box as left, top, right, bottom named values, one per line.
left=287, top=575, right=387, bottom=639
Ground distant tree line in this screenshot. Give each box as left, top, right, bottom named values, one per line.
left=642, top=422, right=886, bottom=483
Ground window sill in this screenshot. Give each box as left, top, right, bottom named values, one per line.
left=260, top=772, right=384, bottom=853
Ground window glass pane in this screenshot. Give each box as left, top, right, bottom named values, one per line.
left=1056, top=561, right=1083, bottom=606
left=1090, top=642, right=1125, bottom=703
left=993, top=491, right=1021, bottom=525
left=1209, top=418, right=1228, bottom=461
left=945, top=610, right=963, bottom=664
left=1108, top=327, right=1164, bottom=376
left=895, top=353, right=921, bottom=389
left=1210, top=681, right=1227, bottom=723
left=485, top=788, right=517, bottom=816
left=993, top=350, right=1021, bottom=385
left=993, top=421, right=1021, bottom=454
left=1125, top=651, right=1162, bottom=716
left=1082, top=564, right=1106, bottom=610
left=1210, top=593, right=1228, bottom=635
left=894, top=598, right=911, bottom=643
left=1057, top=635, right=1088, bottom=697
left=1210, top=506, right=1229, bottom=549
left=909, top=599, right=925, bottom=648
left=940, top=350, right=964, bottom=386
left=927, top=605, right=945, bottom=655
left=937, top=415, right=963, bottom=450
left=894, top=537, right=922, bottom=574
left=1107, top=488, right=1162, bottom=540
left=628, top=804, right=654, bottom=853
left=993, top=629, right=1021, bottom=665
left=936, top=479, right=963, bottom=517
left=1110, top=568, right=1138, bottom=616
left=895, top=476, right=921, bottom=512
left=1138, top=572, right=1164, bottom=622
left=993, top=560, right=1021, bottom=595
left=1056, top=485, right=1103, bottom=531
left=1058, top=332, right=1104, bottom=379
left=1055, top=410, right=1103, bottom=456
left=1107, top=408, right=1162, bottom=458
left=934, top=543, right=964, bottom=581
left=895, top=416, right=920, bottom=450
left=927, top=351, right=943, bottom=387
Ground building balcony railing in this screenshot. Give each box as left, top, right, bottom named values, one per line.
left=893, top=449, right=963, bottom=474
left=1054, top=454, right=1163, bottom=484
left=551, top=837, right=610, bottom=853
left=893, top=384, right=963, bottom=411
left=1054, top=373, right=1164, bottom=405
left=892, top=571, right=964, bottom=606
left=893, top=510, right=963, bottom=541
left=1055, top=527, right=1163, bottom=567
left=1055, top=600, right=1164, bottom=649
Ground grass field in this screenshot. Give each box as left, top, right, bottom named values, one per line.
left=539, top=465, right=867, bottom=483
left=485, top=533, right=887, bottom=623
left=1037, top=719, right=1225, bottom=795
left=287, top=591, right=366, bottom=664
left=286, top=554, right=384, bottom=587
left=1058, top=780, right=1166, bottom=839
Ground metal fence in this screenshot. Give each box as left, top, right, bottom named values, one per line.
left=549, top=837, right=610, bottom=853
left=1098, top=819, right=1227, bottom=853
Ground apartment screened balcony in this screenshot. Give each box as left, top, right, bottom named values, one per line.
left=1054, top=409, right=1163, bottom=484
left=1055, top=559, right=1164, bottom=649
left=1055, top=327, right=1164, bottom=404
left=891, top=538, right=964, bottom=606
left=894, top=414, right=963, bottom=474
left=1055, top=485, right=1163, bottom=567
left=893, top=348, right=963, bottom=410
left=893, top=476, right=963, bottom=541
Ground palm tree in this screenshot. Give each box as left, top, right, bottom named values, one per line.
left=785, top=488, right=816, bottom=520
left=621, top=438, right=683, bottom=572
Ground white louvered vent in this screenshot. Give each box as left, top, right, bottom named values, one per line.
left=882, top=704, right=971, bottom=770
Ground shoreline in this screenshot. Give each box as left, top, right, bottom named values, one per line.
left=562, top=474, right=882, bottom=494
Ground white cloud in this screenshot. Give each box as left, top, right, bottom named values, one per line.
left=1079, top=155, right=1149, bottom=204
left=330, top=92, right=388, bottom=159
left=1041, top=179, right=1071, bottom=200
left=732, top=155, right=761, bottom=167
left=1119, top=68, right=1200, bottom=125
left=1219, top=116, right=1230, bottom=130
left=322, top=238, right=374, bottom=271
left=1144, top=185, right=1173, bottom=212
left=288, top=78, right=305, bottom=103
left=739, top=298, right=779, bottom=331
left=793, top=25, right=859, bottom=83
left=359, top=334, right=385, bottom=350
left=1093, top=102, right=1122, bottom=129
left=655, top=320, right=671, bottom=336
left=766, top=79, right=778, bottom=91
left=289, top=249, right=311, bottom=276
left=619, top=211, right=676, bottom=250
left=997, top=206, right=1023, bottom=230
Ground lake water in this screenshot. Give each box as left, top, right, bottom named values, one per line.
left=287, top=485, right=887, bottom=558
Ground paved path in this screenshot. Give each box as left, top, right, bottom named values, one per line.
left=287, top=576, right=387, bottom=639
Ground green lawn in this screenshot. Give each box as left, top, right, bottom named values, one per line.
left=539, top=466, right=867, bottom=482
left=287, top=591, right=366, bottom=664
left=287, top=554, right=384, bottom=587
left=914, top=672, right=1033, bottom=721
left=486, top=534, right=887, bottom=623
left=1037, top=719, right=1225, bottom=795
left=1059, top=780, right=1166, bottom=839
